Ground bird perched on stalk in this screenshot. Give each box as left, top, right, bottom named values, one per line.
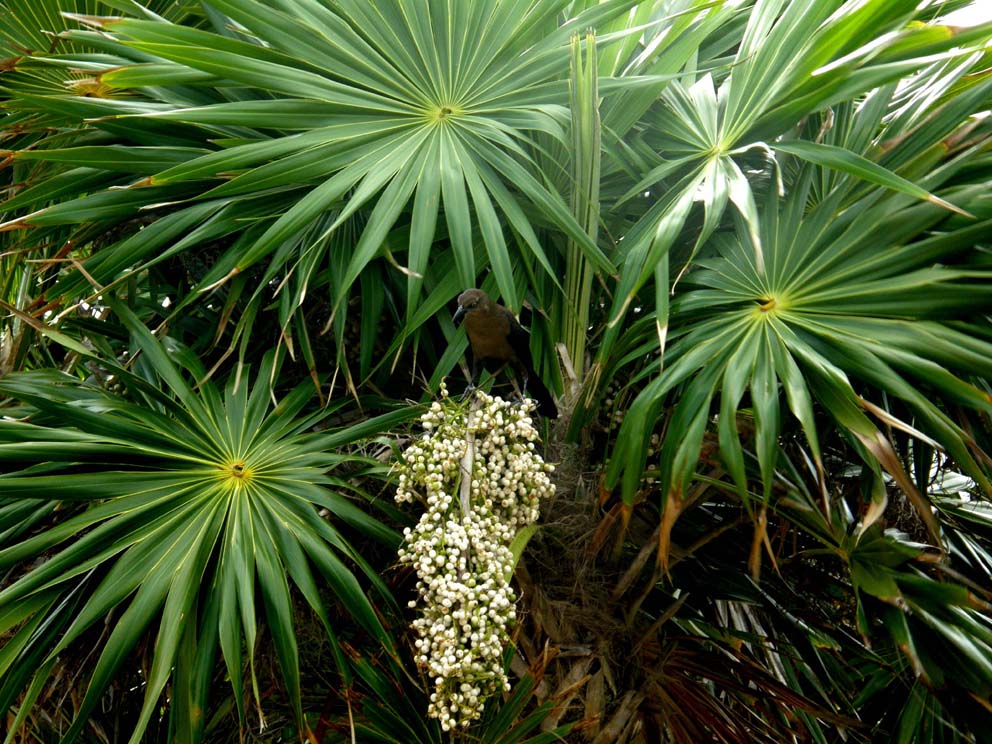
left=452, top=289, right=558, bottom=418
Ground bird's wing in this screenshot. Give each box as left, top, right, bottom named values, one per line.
left=502, top=306, right=535, bottom=369
left=502, top=306, right=557, bottom=415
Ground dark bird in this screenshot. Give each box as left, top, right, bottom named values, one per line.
left=452, top=289, right=558, bottom=418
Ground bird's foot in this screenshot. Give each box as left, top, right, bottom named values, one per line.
left=459, top=384, right=477, bottom=402
left=509, top=390, right=533, bottom=409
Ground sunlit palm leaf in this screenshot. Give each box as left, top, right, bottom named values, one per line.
left=594, top=0, right=989, bottom=370
left=608, top=156, right=992, bottom=554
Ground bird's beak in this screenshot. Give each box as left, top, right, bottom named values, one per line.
left=452, top=305, right=466, bottom=326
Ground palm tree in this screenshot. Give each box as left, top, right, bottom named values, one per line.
left=1, top=0, right=991, bottom=741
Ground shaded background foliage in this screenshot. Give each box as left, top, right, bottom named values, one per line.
left=1, top=0, right=992, bottom=742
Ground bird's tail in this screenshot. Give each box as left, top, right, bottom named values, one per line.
left=526, top=375, right=558, bottom=418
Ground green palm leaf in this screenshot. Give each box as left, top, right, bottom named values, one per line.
left=608, top=158, right=992, bottom=554
left=0, top=322, right=409, bottom=743
left=2, top=0, right=621, bottom=324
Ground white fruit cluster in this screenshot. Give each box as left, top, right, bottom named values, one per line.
left=396, top=385, right=554, bottom=730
